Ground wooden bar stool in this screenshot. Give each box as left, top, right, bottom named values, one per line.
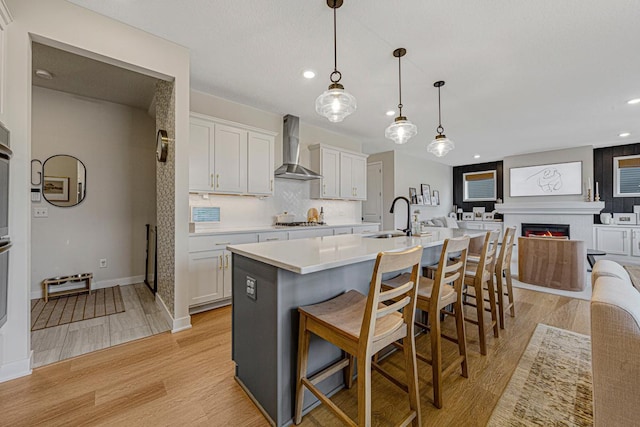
left=462, top=230, right=500, bottom=355
left=294, top=246, right=423, bottom=427
left=495, top=227, right=516, bottom=328
left=381, top=236, right=470, bottom=409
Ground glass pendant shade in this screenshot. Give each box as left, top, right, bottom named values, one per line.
left=315, top=83, right=357, bottom=123
left=385, top=117, right=418, bottom=145
left=427, top=134, right=455, bottom=157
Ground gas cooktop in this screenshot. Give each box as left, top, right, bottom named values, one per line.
left=274, top=222, right=327, bottom=227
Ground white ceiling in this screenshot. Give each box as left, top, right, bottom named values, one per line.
left=32, top=42, right=158, bottom=111
left=67, top=0, right=640, bottom=166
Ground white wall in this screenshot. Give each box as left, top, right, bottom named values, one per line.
left=189, top=90, right=363, bottom=226
left=1, top=0, right=190, bottom=382
left=30, top=87, right=156, bottom=297
left=503, top=146, right=594, bottom=203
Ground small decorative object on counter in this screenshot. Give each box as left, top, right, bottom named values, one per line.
left=307, top=208, right=319, bottom=222
left=594, top=181, right=600, bottom=202
left=319, top=207, right=325, bottom=223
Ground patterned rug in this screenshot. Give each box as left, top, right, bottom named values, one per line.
left=487, top=324, right=593, bottom=426
left=31, top=286, right=125, bottom=330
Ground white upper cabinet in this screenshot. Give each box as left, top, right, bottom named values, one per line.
left=340, top=152, right=367, bottom=200
left=188, top=113, right=276, bottom=196
left=247, top=131, right=274, bottom=195
left=310, top=144, right=367, bottom=200
left=213, top=124, right=247, bottom=193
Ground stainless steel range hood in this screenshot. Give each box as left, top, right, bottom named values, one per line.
left=274, top=114, right=322, bottom=180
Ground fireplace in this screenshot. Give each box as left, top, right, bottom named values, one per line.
left=521, top=223, right=570, bottom=238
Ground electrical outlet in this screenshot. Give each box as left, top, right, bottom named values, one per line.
left=246, top=276, right=257, bottom=300
left=99, top=258, right=107, bottom=268
left=33, top=207, right=48, bottom=218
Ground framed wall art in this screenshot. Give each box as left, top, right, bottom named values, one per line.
left=43, top=176, right=69, bottom=201
left=510, top=161, right=582, bottom=197
left=421, top=184, right=431, bottom=205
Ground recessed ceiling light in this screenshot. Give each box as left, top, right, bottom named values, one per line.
left=619, top=132, right=631, bottom=137
left=34, top=69, right=53, bottom=80
left=473, top=154, right=481, bottom=159
left=385, top=110, right=395, bottom=116
left=302, top=70, right=316, bottom=79
left=628, top=98, right=640, bottom=105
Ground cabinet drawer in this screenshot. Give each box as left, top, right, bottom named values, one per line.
left=258, top=231, right=288, bottom=242
left=288, top=228, right=334, bottom=240
left=333, top=227, right=353, bottom=236
left=352, top=225, right=380, bottom=234
left=189, top=233, right=258, bottom=252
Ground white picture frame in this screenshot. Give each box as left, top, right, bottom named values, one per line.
left=416, top=195, right=423, bottom=205
left=482, top=212, right=494, bottom=221
left=43, top=176, right=70, bottom=201
left=472, top=206, right=485, bottom=220
left=509, top=161, right=582, bottom=197
left=462, top=212, right=474, bottom=221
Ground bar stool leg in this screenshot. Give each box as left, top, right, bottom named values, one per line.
left=430, top=307, right=443, bottom=409
left=454, top=298, right=468, bottom=378
left=402, top=328, right=421, bottom=425
left=506, top=267, right=515, bottom=317
left=474, top=279, right=487, bottom=355
left=294, top=314, right=310, bottom=425
left=495, top=269, right=506, bottom=329
left=357, top=349, right=372, bottom=427
left=344, top=354, right=355, bottom=389
left=486, top=275, right=500, bottom=338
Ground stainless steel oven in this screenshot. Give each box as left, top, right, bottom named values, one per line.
left=0, top=122, right=10, bottom=328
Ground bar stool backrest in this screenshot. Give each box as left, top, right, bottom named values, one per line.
left=360, top=245, right=423, bottom=356
left=496, top=227, right=517, bottom=272
left=433, top=236, right=471, bottom=301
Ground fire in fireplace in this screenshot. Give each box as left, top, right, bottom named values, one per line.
left=521, top=223, right=570, bottom=238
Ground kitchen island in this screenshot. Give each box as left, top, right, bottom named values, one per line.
left=228, top=227, right=484, bottom=426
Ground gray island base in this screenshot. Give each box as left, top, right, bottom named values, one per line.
left=229, top=229, right=484, bottom=426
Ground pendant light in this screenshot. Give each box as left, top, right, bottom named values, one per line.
left=427, top=81, right=455, bottom=157
left=315, top=0, right=356, bottom=123
left=385, top=48, right=417, bottom=145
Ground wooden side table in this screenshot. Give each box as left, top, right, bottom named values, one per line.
left=42, top=273, right=93, bottom=302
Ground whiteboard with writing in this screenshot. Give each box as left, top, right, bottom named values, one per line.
left=510, top=161, right=582, bottom=197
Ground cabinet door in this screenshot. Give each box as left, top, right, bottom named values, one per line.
left=247, top=132, right=274, bottom=195
left=188, top=250, right=224, bottom=306
left=321, top=148, right=340, bottom=198
left=189, top=120, right=214, bottom=192
left=595, top=227, right=630, bottom=255
left=351, top=155, right=367, bottom=200
left=632, top=230, right=640, bottom=257
left=288, top=228, right=334, bottom=240
left=333, top=227, right=352, bottom=236
left=464, top=222, right=484, bottom=230
left=340, top=153, right=354, bottom=199
left=223, top=251, right=233, bottom=298
left=214, top=124, right=247, bottom=193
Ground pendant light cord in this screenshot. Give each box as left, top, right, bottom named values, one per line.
left=398, top=55, right=403, bottom=116
left=437, top=86, right=444, bottom=134
left=329, top=2, right=342, bottom=84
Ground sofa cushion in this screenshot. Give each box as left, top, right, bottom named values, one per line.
left=592, top=260, right=632, bottom=287
left=431, top=217, right=446, bottom=227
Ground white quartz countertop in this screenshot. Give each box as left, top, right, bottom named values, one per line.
left=189, top=222, right=379, bottom=236
left=227, top=227, right=485, bottom=274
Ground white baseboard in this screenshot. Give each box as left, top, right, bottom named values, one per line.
left=189, top=298, right=231, bottom=315
left=30, top=275, right=145, bottom=300
left=155, top=293, right=192, bottom=333
left=0, top=351, right=32, bottom=383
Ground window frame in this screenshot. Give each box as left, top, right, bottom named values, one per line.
left=463, top=170, right=497, bottom=202
left=614, top=154, right=640, bottom=197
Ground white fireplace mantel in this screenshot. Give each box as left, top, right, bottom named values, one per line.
left=495, top=201, right=605, bottom=215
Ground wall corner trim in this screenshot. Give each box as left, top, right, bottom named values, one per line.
left=155, top=292, right=191, bottom=333
left=0, top=351, right=32, bottom=383
left=0, top=0, right=13, bottom=28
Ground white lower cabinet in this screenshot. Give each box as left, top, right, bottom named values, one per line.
left=333, top=227, right=352, bottom=236
left=288, top=228, right=334, bottom=240
left=457, top=221, right=503, bottom=239
left=352, top=224, right=380, bottom=234
left=633, top=229, right=640, bottom=257
left=594, top=226, right=631, bottom=256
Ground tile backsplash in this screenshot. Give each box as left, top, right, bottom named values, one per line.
left=189, top=179, right=362, bottom=228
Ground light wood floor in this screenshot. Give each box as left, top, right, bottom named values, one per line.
left=0, top=286, right=590, bottom=427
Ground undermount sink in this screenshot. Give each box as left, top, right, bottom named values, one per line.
left=365, top=232, right=406, bottom=239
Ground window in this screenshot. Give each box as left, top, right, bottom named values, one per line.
left=463, top=170, right=497, bottom=201
left=614, top=155, right=640, bottom=197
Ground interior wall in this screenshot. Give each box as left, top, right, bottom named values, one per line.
left=503, top=146, right=593, bottom=203
left=453, top=161, right=504, bottom=217
left=593, top=142, right=640, bottom=223
left=1, top=0, right=190, bottom=381
left=393, top=151, right=452, bottom=229
left=189, top=89, right=363, bottom=226
left=30, top=87, right=156, bottom=297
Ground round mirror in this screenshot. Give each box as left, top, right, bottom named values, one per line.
left=42, top=155, right=87, bottom=207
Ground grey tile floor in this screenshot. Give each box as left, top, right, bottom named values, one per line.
left=31, top=283, right=171, bottom=368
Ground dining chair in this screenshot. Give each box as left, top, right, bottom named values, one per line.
left=381, top=236, right=470, bottom=408
left=294, top=246, right=423, bottom=427
left=462, top=230, right=500, bottom=355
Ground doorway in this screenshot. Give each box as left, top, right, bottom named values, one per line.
left=363, top=162, right=383, bottom=224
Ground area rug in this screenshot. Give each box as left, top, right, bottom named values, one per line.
left=31, top=286, right=125, bottom=331
left=487, top=323, right=593, bottom=426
